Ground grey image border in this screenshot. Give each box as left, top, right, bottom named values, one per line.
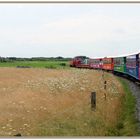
left=0, top=1, right=140, bottom=3
left=0, top=0, right=140, bottom=139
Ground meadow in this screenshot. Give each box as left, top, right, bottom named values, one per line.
left=0, top=60, right=69, bottom=69
left=0, top=67, right=138, bottom=136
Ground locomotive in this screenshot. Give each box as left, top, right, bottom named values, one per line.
left=70, top=56, right=90, bottom=68
left=70, top=53, right=140, bottom=81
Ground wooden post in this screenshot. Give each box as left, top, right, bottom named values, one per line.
left=14, top=133, right=21, bottom=137
left=104, top=81, right=107, bottom=100
left=91, top=92, right=96, bottom=111
left=102, top=71, right=104, bottom=79
left=104, top=81, right=107, bottom=90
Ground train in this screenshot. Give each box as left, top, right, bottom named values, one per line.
left=70, top=53, right=140, bottom=81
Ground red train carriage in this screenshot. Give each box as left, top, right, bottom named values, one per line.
left=102, top=57, right=114, bottom=71
left=89, top=58, right=103, bottom=69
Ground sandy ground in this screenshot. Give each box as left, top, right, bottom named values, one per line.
left=0, top=68, right=123, bottom=136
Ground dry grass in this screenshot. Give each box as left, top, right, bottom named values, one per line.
left=0, top=68, right=124, bottom=136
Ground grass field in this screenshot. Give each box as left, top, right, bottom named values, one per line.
left=0, top=67, right=138, bottom=136
left=0, top=60, right=69, bottom=69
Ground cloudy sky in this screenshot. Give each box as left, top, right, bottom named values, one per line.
left=0, top=4, right=140, bottom=58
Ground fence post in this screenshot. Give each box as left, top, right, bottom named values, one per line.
left=104, top=81, right=107, bottom=100
left=104, top=81, right=107, bottom=90
left=102, top=71, right=104, bottom=79
left=14, top=133, right=21, bottom=137
left=91, top=92, right=96, bottom=111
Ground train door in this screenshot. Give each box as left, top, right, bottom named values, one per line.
left=124, top=57, right=126, bottom=73
left=136, top=54, right=139, bottom=79
left=99, top=59, right=103, bottom=69
left=111, top=58, right=114, bottom=70
left=126, top=54, right=139, bottom=79
left=138, top=54, right=140, bottom=80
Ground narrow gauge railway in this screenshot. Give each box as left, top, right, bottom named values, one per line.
left=69, top=53, right=140, bottom=84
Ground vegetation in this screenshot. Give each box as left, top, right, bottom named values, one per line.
left=0, top=69, right=125, bottom=136
left=0, top=60, right=69, bottom=69
left=0, top=61, right=138, bottom=136
left=0, top=56, right=71, bottom=62
left=35, top=74, right=140, bottom=136
left=32, top=71, right=127, bottom=136
left=117, top=78, right=140, bottom=136
left=0, top=56, right=71, bottom=68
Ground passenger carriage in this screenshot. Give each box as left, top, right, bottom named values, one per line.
left=89, top=58, right=103, bottom=69
left=102, top=58, right=114, bottom=71
left=114, top=57, right=126, bottom=74
left=126, top=53, right=139, bottom=80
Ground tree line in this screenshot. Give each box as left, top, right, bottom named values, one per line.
left=0, top=56, right=72, bottom=62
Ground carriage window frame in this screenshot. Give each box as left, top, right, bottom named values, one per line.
left=126, top=58, right=136, bottom=67
left=114, top=58, right=124, bottom=65
left=103, top=59, right=112, bottom=64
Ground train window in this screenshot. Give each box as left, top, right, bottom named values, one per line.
left=127, top=55, right=136, bottom=59
left=90, top=59, right=100, bottom=64
left=114, top=58, right=124, bottom=65
left=103, top=59, right=111, bottom=64
left=86, top=59, right=90, bottom=64
left=114, top=59, right=121, bottom=65
left=94, top=60, right=100, bottom=64
left=126, top=59, right=136, bottom=67
left=80, top=59, right=89, bottom=64
left=89, top=59, right=94, bottom=63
